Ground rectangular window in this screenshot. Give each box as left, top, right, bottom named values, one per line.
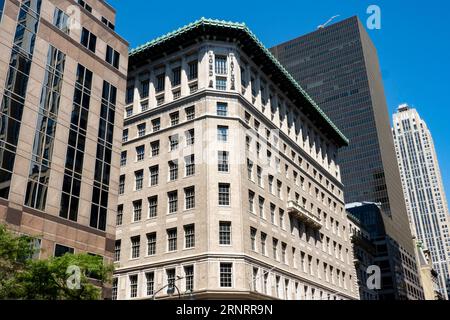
left=219, top=221, right=231, bottom=245
left=122, top=129, right=129, bottom=142
left=215, top=56, right=227, bottom=74
left=112, top=278, right=118, bottom=300
left=170, top=111, right=179, bottom=126
left=156, top=73, right=165, bottom=92
left=120, top=151, right=127, bottom=166
left=272, top=238, right=278, bottom=260
left=282, top=242, right=287, bottom=264
left=152, top=118, right=161, bottom=132
left=148, top=196, right=158, bottom=218
left=185, top=106, right=195, bottom=120
left=186, top=129, right=195, bottom=145
left=147, top=232, right=156, bottom=256
left=114, top=240, right=121, bottom=262
left=80, top=27, right=96, bottom=52
left=217, top=102, right=228, bottom=116
left=247, top=159, right=253, bottom=180
left=270, top=203, right=276, bottom=224
left=136, top=145, right=145, bottom=161
left=126, top=87, right=134, bottom=104
left=261, top=233, right=267, bottom=256
left=185, top=155, right=195, bottom=176
left=218, top=151, right=229, bottom=172
left=216, top=77, right=227, bottom=90
left=257, top=166, right=263, bottom=187
left=166, top=268, right=175, bottom=291
left=188, top=61, right=198, bottom=80
left=116, top=205, right=123, bottom=226
left=53, top=8, right=70, bottom=34
left=135, top=170, right=143, bottom=190
left=279, top=209, right=285, bottom=230
left=119, top=175, right=125, bottom=195
left=168, top=191, right=178, bottom=214
left=151, top=141, right=160, bottom=157
left=184, top=224, right=195, bottom=249
left=106, top=45, right=120, bottom=69
left=137, top=123, right=146, bottom=137
left=146, top=272, right=154, bottom=296
left=168, top=160, right=178, bottom=181
left=184, top=266, right=194, bottom=292
left=149, top=165, right=159, bottom=186
left=141, top=80, right=149, bottom=98
left=218, top=183, right=230, bottom=206
left=258, top=196, right=265, bottom=219
left=250, top=228, right=257, bottom=251
left=248, top=191, right=255, bottom=213
left=167, top=228, right=177, bottom=251
left=184, top=186, right=195, bottom=210
left=129, top=275, right=138, bottom=298
left=217, top=126, right=228, bottom=142
left=131, top=236, right=140, bottom=259
left=126, top=107, right=133, bottom=117
left=133, top=200, right=142, bottom=222
left=169, top=134, right=179, bottom=151
left=220, top=263, right=233, bottom=287
left=172, top=67, right=181, bottom=86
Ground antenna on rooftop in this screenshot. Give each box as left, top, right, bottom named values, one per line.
left=317, top=15, right=340, bottom=29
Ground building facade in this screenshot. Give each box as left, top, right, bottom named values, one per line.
left=270, top=16, right=423, bottom=300
left=0, top=0, right=127, bottom=266
left=417, top=246, right=444, bottom=300
left=114, top=18, right=359, bottom=300
left=392, top=104, right=450, bottom=299
left=347, top=209, right=378, bottom=300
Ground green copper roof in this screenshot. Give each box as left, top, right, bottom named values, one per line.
left=130, top=18, right=349, bottom=146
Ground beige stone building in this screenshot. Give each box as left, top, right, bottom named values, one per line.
left=0, top=0, right=127, bottom=266
left=114, top=18, right=359, bottom=300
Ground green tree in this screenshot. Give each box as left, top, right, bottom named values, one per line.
left=0, top=224, right=114, bottom=300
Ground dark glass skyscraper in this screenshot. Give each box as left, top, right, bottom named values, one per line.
left=271, top=16, right=423, bottom=299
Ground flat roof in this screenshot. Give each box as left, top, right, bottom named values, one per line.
left=129, top=18, right=349, bottom=147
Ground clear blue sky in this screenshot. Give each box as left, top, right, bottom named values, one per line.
left=109, top=0, right=450, bottom=198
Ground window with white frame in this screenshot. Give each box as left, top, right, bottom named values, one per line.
left=186, top=129, right=195, bottom=145
left=185, top=106, right=195, bottom=120
left=216, top=77, right=227, bottom=90
left=131, top=236, right=140, bottom=259
left=184, top=186, right=195, bottom=210
left=217, top=126, right=228, bottom=142
left=119, top=175, right=125, bottom=195
left=218, top=151, right=229, bottom=172
left=136, top=145, right=145, bottom=161
left=149, top=165, right=159, bottom=186
left=137, top=123, right=146, bottom=137
left=167, top=228, right=177, bottom=251
left=168, top=160, right=178, bottom=181
left=116, top=204, right=123, bottom=226
left=170, top=111, right=179, bottom=126
left=169, top=134, right=179, bottom=151
left=215, top=56, right=227, bottom=74
left=147, top=232, right=156, bottom=256
left=120, top=151, right=127, bottom=166
left=129, top=275, right=138, bottom=298
left=152, top=118, right=160, bottom=132
left=220, top=263, right=233, bottom=287
left=217, top=102, right=228, bottom=116
left=151, top=140, right=160, bottom=157
left=219, top=221, right=231, bottom=245
left=148, top=196, right=158, bottom=218
left=185, top=154, right=195, bottom=176
left=168, top=191, right=178, bottom=214
left=114, top=240, right=121, bottom=262
left=135, top=170, right=143, bottom=190
left=133, top=200, right=142, bottom=222
left=248, top=190, right=255, bottom=213
left=218, top=183, right=230, bottom=206
left=184, top=224, right=195, bottom=249
left=146, top=272, right=154, bottom=296
left=184, top=265, right=194, bottom=292
left=250, top=227, right=257, bottom=251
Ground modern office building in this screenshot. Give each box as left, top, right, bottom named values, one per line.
left=346, top=202, right=424, bottom=300
left=392, top=104, right=450, bottom=299
left=113, top=18, right=359, bottom=300
left=347, top=209, right=378, bottom=300
left=0, top=0, right=128, bottom=268
left=270, top=16, right=423, bottom=299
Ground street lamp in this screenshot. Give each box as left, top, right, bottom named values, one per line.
left=152, top=275, right=191, bottom=300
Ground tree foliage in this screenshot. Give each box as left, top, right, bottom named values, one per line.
left=0, top=224, right=114, bottom=300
